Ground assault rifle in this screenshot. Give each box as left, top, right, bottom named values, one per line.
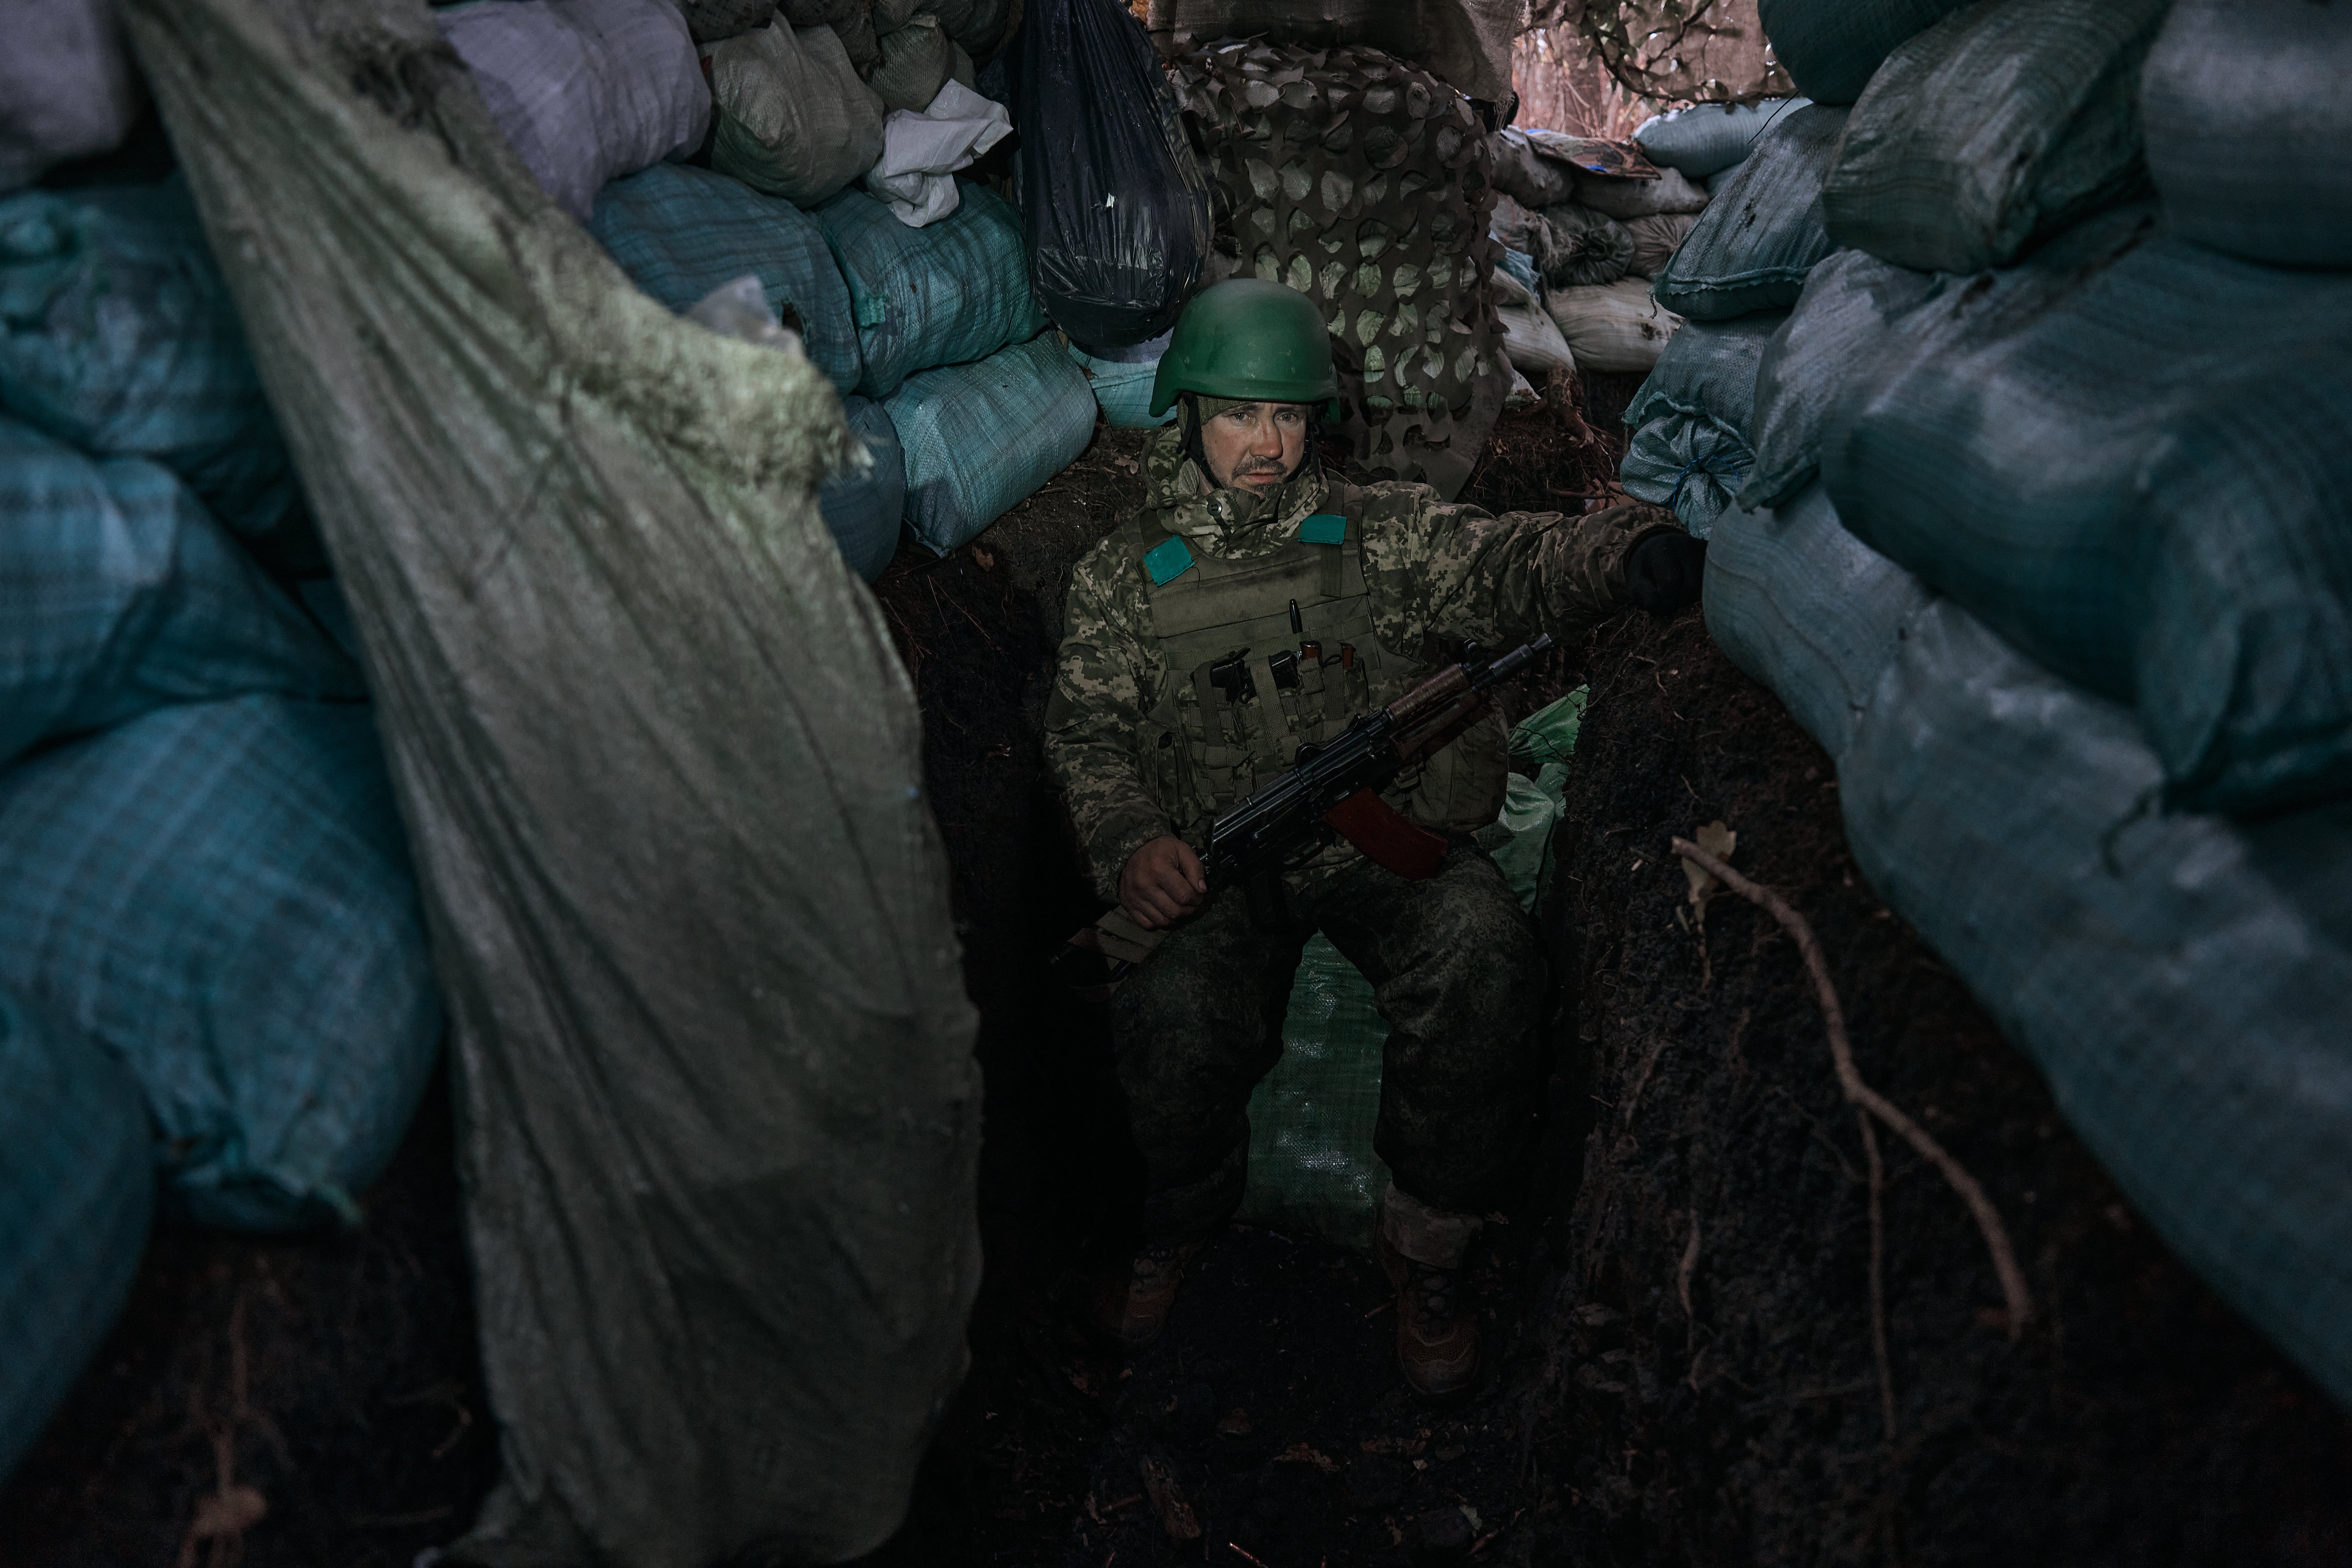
left=1052, top=634, right=1553, bottom=992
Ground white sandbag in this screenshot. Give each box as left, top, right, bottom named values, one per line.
left=1573, top=165, right=1710, bottom=221
left=0, top=0, right=142, bottom=191
left=1490, top=263, right=1532, bottom=310
left=860, top=78, right=1012, bottom=227
left=1544, top=277, right=1681, bottom=374
left=437, top=0, right=710, bottom=221
left=707, top=17, right=888, bottom=207
left=1499, top=299, right=1576, bottom=377
left=1624, top=211, right=1697, bottom=278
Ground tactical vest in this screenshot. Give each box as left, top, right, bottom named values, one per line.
left=1128, top=484, right=1508, bottom=838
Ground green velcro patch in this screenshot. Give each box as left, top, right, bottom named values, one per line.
left=1143, top=535, right=1196, bottom=585
left=1298, top=513, right=1347, bottom=545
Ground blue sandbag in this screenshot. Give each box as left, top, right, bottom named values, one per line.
left=819, top=395, right=906, bottom=580
left=1633, top=97, right=1811, bottom=180
left=1651, top=105, right=1847, bottom=322
left=1065, top=330, right=1175, bottom=429
left=815, top=181, right=1047, bottom=399
left=0, top=178, right=298, bottom=539
left=0, top=417, right=361, bottom=771
left=1618, top=310, right=1786, bottom=538
left=0, top=694, right=442, bottom=1231
left=586, top=161, right=863, bottom=395
left=1755, top=0, right=1972, bottom=105
left=0, top=986, right=153, bottom=1484
left=886, top=332, right=1096, bottom=555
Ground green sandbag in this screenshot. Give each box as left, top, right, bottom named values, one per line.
left=1822, top=0, right=2169, bottom=275
left=125, top=0, right=980, bottom=1562
left=1619, top=311, right=1786, bottom=538
left=1755, top=0, right=1971, bottom=105
left=1652, top=103, right=1847, bottom=322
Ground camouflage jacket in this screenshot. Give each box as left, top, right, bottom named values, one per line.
left=1045, top=425, right=1674, bottom=902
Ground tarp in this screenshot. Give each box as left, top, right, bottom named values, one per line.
left=125, top=0, right=981, bottom=1560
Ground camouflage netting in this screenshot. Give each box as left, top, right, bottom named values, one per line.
left=1171, top=39, right=1509, bottom=500
left=1537, top=0, right=1794, bottom=103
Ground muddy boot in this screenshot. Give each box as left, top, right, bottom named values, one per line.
left=1377, top=1184, right=1483, bottom=1399
left=1086, top=1237, right=1205, bottom=1350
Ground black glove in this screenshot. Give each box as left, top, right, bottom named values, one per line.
left=1625, top=530, right=1707, bottom=615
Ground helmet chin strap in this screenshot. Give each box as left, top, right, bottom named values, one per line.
left=1179, top=394, right=1320, bottom=492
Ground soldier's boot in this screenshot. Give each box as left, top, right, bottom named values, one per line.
left=1377, top=1227, right=1481, bottom=1399
left=1087, top=1237, right=1207, bottom=1350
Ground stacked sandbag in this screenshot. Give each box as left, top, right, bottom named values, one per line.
left=1755, top=0, right=1972, bottom=105
left=1615, top=310, right=1786, bottom=537
left=1488, top=255, right=1575, bottom=378
left=1633, top=96, right=1811, bottom=181
left=0, top=0, right=141, bottom=191
left=815, top=181, right=1045, bottom=397
left=437, top=0, right=710, bottom=221
left=1065, top=332, right=1178, bottom=428
left=887, top=332, right=1097, bottom=553
left=820, top=396, right=910, bottom=577
left=1548, top=275, right=1682, bottom=374
left=1651, top=103, right=1846, bottom=321
left=1170, top=39, right=1508, bottom=500
left=705, top=16, right=886, bottom=206
left=1821, top=0, right=2171, bottom=274
left=0, top=986, right=153, bottom=1482
left=2140, top=0, right=2352, bottom=269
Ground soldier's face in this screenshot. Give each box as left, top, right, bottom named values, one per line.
left=1201, top=401, right=1311, bottom=491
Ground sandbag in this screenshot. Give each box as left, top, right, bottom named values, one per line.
left=817, top=181, right=1045, bottom=397
left=1236, top=934, right=1391, bottom=1248
left=586, top=162, right=863, bottom=394
left=676, top=0, right=777, bottom=44
left=0, top=694, right=439, bottom=1230
left=1154, top=0, right=1519, bottom=104
left=886, top=331, right=1096, bottom=554
left=780, top=0, right=862, bottom=22
left=1701, top=484, right=1932, bottom=759
left=1016, top=0, right=1213, bottom=351
left=1619, top=310, right=1786, bottom=537
left=1544, top=276, right=1681, bottom=374
left=867, top=13, right=953, bottom=110
left=1633, top=96, right=1811, bottom=180
left=707, top=17, right=888, bottom=207
left=2140, top=0, right=2352, bottom=270
left=1755, top=0, right=1971, bottom=105
left=0, top=419, right=362, bottom=770
left=1739, top=245, right=1945, bottom=511
left=831, top=1, right=882, bottom=73
left=1839, top=601, right=2352, bottom=1411
left=0, top=179, right=299, bottom=541
left=1066, top=332, right=1178, bottom=428
left=1624, top=211, right=1697, bottom=278
left=1572, top=165, right=1711, bottom=221
left=1488, top=129, right=1579, bottom=208
left=861, top=79, right=1012, bottom=227
left=1517, top=200, right=1636, bottom=290
left=0, top=0, right=142, bottom=191
left=0, top=987, right=154, bottom=1484
left=437, top=0, right=710, bottom=221
left=1822, top=0, right=2168, bottom=276
left=1500, top=298, right=1576, bottom=377
left=1494, top=245, right=1538, bottom=303
left=820, top=394, right=908, bottom=578
left=1822, top=227, right=2352, bottom=815
left=127, top=0, right=979, bottom=1557
left=1652, top=102, right=1846, bottom=321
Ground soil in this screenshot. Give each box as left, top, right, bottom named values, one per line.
left=8, top=376, right=2349, bottom=1568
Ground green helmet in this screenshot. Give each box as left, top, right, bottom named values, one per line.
left=1148, top=279, right=1342, bottom=421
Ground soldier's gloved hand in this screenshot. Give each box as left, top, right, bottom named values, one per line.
left=1625, top=530, right=1708, bottom=615
left=1121, top=835, right=1208, bottom=930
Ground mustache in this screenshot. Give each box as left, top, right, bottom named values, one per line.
left=1234, top=455, right=1291, bottom=477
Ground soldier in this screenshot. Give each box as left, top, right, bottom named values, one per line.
left=1046, top=279, right=1702, bottom=1398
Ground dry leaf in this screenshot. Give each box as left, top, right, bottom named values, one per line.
left=1680, top=820, right=1737, bottom=915
left=1276, top=1442, right=1341, bottom=1474
left=1139, top=1456, right=1201, bottom=1543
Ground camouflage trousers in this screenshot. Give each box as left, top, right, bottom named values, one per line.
left=1110, top=841, right=1548, bottom=1241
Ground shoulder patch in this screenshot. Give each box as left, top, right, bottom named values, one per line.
left=1143, top=534, right=1196, bottom=586
left=1298, top=512, right=1348, bottom=545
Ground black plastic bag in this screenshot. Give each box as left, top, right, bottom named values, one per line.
left=1014, top=0, right=1213, bottom=351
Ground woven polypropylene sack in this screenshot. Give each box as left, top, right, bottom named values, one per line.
left=1822, top=227, right=2352, bottom=815
left=0, top=694, right=438, bottom=1230
left=1821, top=0, right=2167, bottom=276
left=0, top=419, right=360, bottom=770
left=677, top=0, right=777, bottom=44
left=1499, top=299, right=1575, bottom=376
left=125, top=0, right=980, bottom=1558
left=587, top=162, right=862, bottom=394
left=707, top=18, right=887, bottom=207
left=1619, top=310, right=1785, bottom=538
left=868, top=15, right=953, bottom=113
left=1738, top=245, right=1945, bottom=511
left=1702, top=485, right=1932, bottom=759
left=821, top=395, right=907, bottom=579
left=1171, top=40, right=1509, bottom=500
left=0, top=179, right=299, bottom=540
left=1523, top=201, right=1635, bottom=290
left=1623, top=211, right=1695, bottom=279
left=1067, top=333, right=1178, bottom=428
left=816, top=182, right=1046, bottom=397
left=1571, top=165, right=1712, bottom=222
left=1236, top=934, right=1392, bottom=1248
left=0, top=0, right=141, bottom=191
left=1840, top=600, right=2352, bottom=1410
left=2140, top=0, right=2352, bottom=270
left=1632, top=96, right=1811, bottom=180
left=1652, top=103, right=1846, bottom=322
left=437, top=0, right=710, bottom=221
left=1488, top=130, right=1578, bottom=209
left=0, top=987, right=153, bottom=1483
left=1543, top=276, right=1680, bottom=373
left=1015, top=0, right=1214, bottom=351
left=1755, top=0, right=1971, bottom=105
left=887, top=332, right=1096, bottom=554
left=1154, top=0, right=1521, bottom=103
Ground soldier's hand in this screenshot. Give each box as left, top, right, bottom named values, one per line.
left=1120, top=836, right=1207, bottom=929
